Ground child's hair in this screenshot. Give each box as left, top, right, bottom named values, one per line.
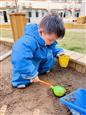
left=39, top=13, right=65, bottom=38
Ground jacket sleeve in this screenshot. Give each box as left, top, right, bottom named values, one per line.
left=51, top=41, right=64, bottom=57
left=12, top=37, right=38, bottom=80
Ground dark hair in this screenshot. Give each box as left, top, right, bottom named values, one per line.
left=39, top=13, right=65, bottom=38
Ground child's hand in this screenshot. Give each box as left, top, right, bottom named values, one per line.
left=31, top=76, right=40, bottom=83
left=57, top=52, right=64, bottom=57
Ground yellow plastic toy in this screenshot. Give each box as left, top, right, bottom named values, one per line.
left=58, top=54, right=70, bottom=68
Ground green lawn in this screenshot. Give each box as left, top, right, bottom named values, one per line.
left=0, top=29, right=12, bottom=38
left=0, top=29, right=86, bottom=54
left=59, top=30, right=86, bottom=54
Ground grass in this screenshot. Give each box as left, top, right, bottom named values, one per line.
left=0, top=28, right=86, bottom=54
left=0, top=29, right=12, bottom=38
left=59, top=30, right=86, bottom=54
left=64, top=23, right=86, bottom=29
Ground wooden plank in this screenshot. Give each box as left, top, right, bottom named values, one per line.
left=0, top=50, right=12, bottom=61
left=0, top=105, right=7, bottom=115
left=9, top=13, right=26, bottom=42
left=10, top=15, right=19, bottom=41
left=32, top=109, right=40, bottom=115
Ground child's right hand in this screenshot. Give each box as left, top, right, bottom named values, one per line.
left=31, top=76, right=40, bottom=83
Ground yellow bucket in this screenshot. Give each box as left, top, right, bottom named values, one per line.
left=58, top=54, right=70, bottom=68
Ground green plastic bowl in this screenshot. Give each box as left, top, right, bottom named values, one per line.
left=51, top=86, right=66, bottom=97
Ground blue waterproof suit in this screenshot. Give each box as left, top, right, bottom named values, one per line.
left=11, top=24, right=63, bottom=87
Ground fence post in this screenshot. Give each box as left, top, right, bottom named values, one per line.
left=9, top=13, right=26, bottom=42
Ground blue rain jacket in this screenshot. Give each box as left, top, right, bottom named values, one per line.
left=11, top=23, right=64, bottom=87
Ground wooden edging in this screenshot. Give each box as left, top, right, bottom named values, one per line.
left=64, top=49, right=86, bottom=75
left=0, top=50, right=12, bottom=61
left=0, top=105, right=7, bottom=115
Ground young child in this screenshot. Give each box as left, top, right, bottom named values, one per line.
left=11, top=13, right=65, bottom=88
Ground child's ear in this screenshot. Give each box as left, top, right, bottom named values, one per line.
left=39, top=28, right=44, bottom=35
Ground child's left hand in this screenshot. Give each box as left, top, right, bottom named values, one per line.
left=56, top=52, right=64, bottom=57
left=31, top=76, right=40, bottom=83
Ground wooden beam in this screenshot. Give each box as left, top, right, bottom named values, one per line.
left=0, top=50, right=12, bottom=61
left=0, top=105, right=7, bottom=115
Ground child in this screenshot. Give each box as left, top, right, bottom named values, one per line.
left=11, top=13, right=65, bottom=88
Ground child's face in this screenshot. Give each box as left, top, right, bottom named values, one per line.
left=39, top=30, right=58, bottom=45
